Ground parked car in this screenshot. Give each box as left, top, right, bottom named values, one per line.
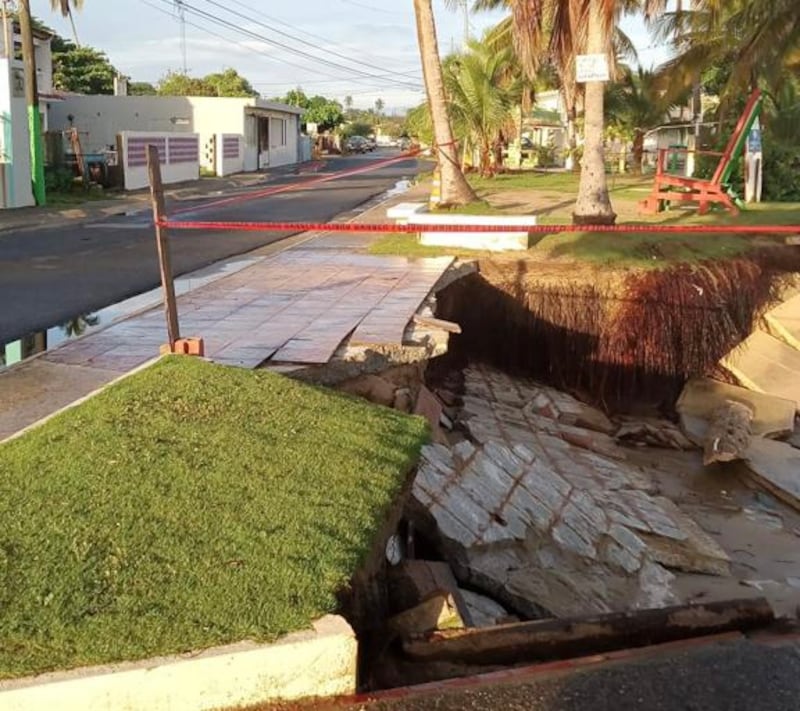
left=344, top=136, right=366, bottom=153
left=363, top=137, right=377, bottom=151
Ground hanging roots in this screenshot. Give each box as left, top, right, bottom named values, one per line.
left=435, top=249, right=800, bottom=412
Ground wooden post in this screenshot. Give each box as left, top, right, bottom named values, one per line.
left=147, top=144, right=180, bottom=348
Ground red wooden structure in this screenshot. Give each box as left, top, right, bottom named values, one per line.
left=640, top=89, right=763, bottom=216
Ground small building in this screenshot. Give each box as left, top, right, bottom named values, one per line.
left=47, top=95, right=305, bottom=187
left=0, top=23, right=57, bottom=208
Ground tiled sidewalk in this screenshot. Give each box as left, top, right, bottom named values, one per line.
left=43, top=250, right=452, bottom=370
left=1, top=239, right=452, bottom=440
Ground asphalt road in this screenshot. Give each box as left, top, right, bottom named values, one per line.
left=1, top=150, right=420, bottom=344
left=358, top=636, right=800, bottom=711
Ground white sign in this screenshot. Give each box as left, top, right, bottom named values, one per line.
left=576, top=54, right=610, bottom=83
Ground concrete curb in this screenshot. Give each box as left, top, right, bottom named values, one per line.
left=0, top=615, right=357, bottom=711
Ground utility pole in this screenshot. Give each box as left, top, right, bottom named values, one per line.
left=460, top=0, right=470, bottom=50
left=175, top=0, right=187, bottom=74
left=18, top=0, right=45, bottom=205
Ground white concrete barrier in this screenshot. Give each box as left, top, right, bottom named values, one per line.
left=387, top=202, right=428, bottom=224
left=0, top=615, right=357, bottom=711
left=408, top=212, right=537, bottom=251
left=120, top=131, right=200, bottom=190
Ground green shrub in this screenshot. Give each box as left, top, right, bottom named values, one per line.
left=762, top=141, right=800, bottom=201
left=44, top=167, right=75, bottom=193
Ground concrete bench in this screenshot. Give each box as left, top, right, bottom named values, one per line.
left=386, top=202, right=428, bottom=224
left=407, top=213, right=537, bottom=251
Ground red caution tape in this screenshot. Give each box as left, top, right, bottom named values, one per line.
left=171, top=150, right=421, bottom=216
left=159, top=219, right=800, bottom=236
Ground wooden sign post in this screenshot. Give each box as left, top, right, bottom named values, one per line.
left=147, top=144, right=181, bottom=349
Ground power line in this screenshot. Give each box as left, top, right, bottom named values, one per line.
left=224, top=0, right=420, bottom=77
left=174, top=0, right=187, bottom=73
left=139, top=0, right=422, bottom=93
left=154, top=0, right=421, bottom=89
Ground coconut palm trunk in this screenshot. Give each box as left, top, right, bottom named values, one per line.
left=413, top=0, right=477, bottom=206
left=573, top=0, right=616, bottom=224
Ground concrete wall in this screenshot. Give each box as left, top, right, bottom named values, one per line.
left=47, top=96, right=301, bottom=177
left=0, top=58, right=34, bottom=208
left=215, top=133, right=244, bottom=176
left=119, top=131, right=199, bottom=190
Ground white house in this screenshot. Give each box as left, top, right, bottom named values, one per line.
left=47, top=95, right=305, bottom=187
left=0, top=23, right=57, bottom=208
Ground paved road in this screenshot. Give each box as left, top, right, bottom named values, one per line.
left=1, top=150, right=419, bottom=344
left=354, top=636, right=800, bottom=711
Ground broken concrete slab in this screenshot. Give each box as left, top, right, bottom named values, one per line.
left=401, top=597, right=774, bottom=666
left=764, top=293, right=800, bottom=352
left=744, top=438, right=800, bottom=512
left=388, top=560, right=471, bottom=625
left=677, top=377, right=796, bottom=443
left=459, top=589, right=516, bottom=628
left=615, top=417, right=695, bottom=451
left=386, top=593, right=464, bottom=637
left=703, top=400, right=754, bottom=466
left=410, top=366, right=732, bottom=619
left=721, top=331, right=800, bottom=411
left=525, top=385, right=615, bottom=435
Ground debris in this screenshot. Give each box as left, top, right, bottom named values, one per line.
left=393, top=388, right=413, bottom=413
left=339, top=374, right=396, bottom=407
left=386, top=592, right=465, bottom=637
left=615, top=417, right=695, bottom=451
left=412, top=314, right=462, bottom=334
left=742, top=507, right=784, bottom=531
left=401, top=598, right=774, bottom=665
left=415, top=384, right=444, bottom=432
left=703, top=400, right=754, bottom=465
left=388, top=560, right=471, bottom=624
left=676, top=378, right=796, bottom=444
left=459, top=589, right=517, bottom=628
left=410, top=366, right=731, bottom=619
left=526, top=385, right=615, bottom=435
left=744, top=438, right=800, bottom=512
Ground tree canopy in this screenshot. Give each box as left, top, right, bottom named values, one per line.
left=157, top=69, right=258, bottom=98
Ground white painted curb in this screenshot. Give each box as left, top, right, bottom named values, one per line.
left=0, top=615, right=357, bottom=711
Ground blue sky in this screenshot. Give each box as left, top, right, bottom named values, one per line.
left=31, top=0, right=670, bottom=111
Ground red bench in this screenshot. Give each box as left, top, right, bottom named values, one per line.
left=640, top=89, right=763, bottom=216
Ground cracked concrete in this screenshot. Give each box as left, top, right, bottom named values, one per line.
left=410, top=365, right=732, bottom=619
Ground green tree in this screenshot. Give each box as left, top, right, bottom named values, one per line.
left=654, top=0, right=800, bottom=102
left=445, top=38, right=519, bottom=176
left=282, top=88, right=311, bottom=108
left=129, top=81, right=157, bottom=96
left=304, top=95, right=344, bottom=132
left=53, top=44, right=116, bottom=94
left=471, top=0, right=666, bottom=225
left=605, top=66, right=671, bottom=173
left=157, top=69, right=257, bottom=97
left=203, top=68, right=258, bottom=97
left=374, top=97, right=384, bottom=115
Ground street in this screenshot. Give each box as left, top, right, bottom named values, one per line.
left=1, top=150, right=420, bottom=344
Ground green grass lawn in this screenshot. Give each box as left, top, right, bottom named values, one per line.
left=367, top=230, right=759, bottom=268
left=0, top=357, right=428, bottom=680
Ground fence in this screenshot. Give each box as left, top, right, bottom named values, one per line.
left=119, top=131, right=200, bottom=190
left=215, top=133, right=244, bottom=177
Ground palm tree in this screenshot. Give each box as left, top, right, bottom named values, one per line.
left=606, top=66, right=671, bottom=173
left=413, top=0, right=477, bottom=206
left=445, top=38, right=520, bottom=176
left=50, top=0, right=84, bottom=47
left=471, top=0, right=665, bottom=224
left=654, top=0, right=800, bottom=102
